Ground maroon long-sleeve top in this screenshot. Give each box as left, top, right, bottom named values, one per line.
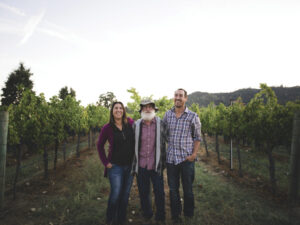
left=97, top=117, right=134, bottom=177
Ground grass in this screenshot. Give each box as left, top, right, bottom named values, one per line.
left=206, top=136, right=291, bottom=192
left=2, top=144, right=299, bottom=225
left=5, top=138, right=89, bottom=188
left=32, top=155, right=110, bottom=225
left=30, top=154, right=298, bottom=225
left=189, top=165, right=296, bottom=225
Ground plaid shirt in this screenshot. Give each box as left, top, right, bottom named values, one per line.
left=163, top=107, right=201, bottom=165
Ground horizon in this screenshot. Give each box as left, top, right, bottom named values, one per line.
left=2, top=69, right=298, bottom=106
left=189, top=85, right=300, bottom=95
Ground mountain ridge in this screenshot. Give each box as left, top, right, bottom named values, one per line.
left=187, top=86, right=300, bottom=107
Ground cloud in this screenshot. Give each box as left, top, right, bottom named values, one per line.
left=38, top=27, right=69, bottom=42
left=18, top=11, right=45, bottom=46
left=0, top=3, right=92, bottom=48
left=0, top=2, right=26, bottom=16
left=43, top=21, right=69, bottom=33
left=38, top=20, right=98, bottom=47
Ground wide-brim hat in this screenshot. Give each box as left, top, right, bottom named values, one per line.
left=139, top=99, right=158, bottom=113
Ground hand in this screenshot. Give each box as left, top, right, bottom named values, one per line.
left=186, top=154, right=196, bottom=162
left=106, top=163, right=113, bottom=168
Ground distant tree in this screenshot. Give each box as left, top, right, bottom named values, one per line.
left=126, top=88, right=172, bottom=120
left=127, top=88, right=146, bottom=120
left=58, top=86, right=76, bottom=100
left=86, top=104, right=109, bottom=148
left=244, top=83, right=293, bottom=194
left=97, top=92, right=117, bottom=108
left=190, top=103, right=209, bottom=156
left=210, top=103, right=228, bottom=164
left=154, top=96, right=173, bottom=119
left=48, top=96, right=67, bottom=170
left=229, top=97, right=246, bottom=177
left=1, top=63, right=34, bottom=106
left=34, top=93, right=54, bottom=179
left=7, top=89, right=41, bottom=198
left=60, top=95, right=80, bottom=160
left=74, top=104, right=88, bottom=157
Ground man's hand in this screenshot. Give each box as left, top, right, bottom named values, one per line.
left=106, top=163, right=113, bottom=168
left=186, top=140, right=200, bottom=162
left=186, top=153, right=197, bottom=162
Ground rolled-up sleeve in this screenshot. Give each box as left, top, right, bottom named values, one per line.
left=193, top=115, right=202, bottom=142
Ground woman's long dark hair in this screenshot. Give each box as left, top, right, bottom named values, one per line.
left=109, top=101, right=128, bottom=125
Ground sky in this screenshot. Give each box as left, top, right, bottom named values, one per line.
left=0, top=0, right=299, bottom=106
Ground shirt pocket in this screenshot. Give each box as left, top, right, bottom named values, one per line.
left=180, top=122, right=192, bottom=137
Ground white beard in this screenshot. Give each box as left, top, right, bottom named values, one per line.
left=141, top=111, right=156, bottom=121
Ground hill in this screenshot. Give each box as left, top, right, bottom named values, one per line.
left=187, top=86, right=300, bottom=107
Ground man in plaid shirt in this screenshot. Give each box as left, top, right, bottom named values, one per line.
left=163, top=88, right=201, bottom=223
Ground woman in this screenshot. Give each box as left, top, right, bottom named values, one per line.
left=97, top=102, right=135, bottom=225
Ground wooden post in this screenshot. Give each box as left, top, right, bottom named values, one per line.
left=0, top=111, right=9, bottom=209
left=230, top=99, right=233, bottom=170
left=289, top=111, right=300, bottom=204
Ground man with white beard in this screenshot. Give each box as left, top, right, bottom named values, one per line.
left=131, top=99, right=167, bottom=224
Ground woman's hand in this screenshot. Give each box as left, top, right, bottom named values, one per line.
left=106, top=163, right=113, bottom=168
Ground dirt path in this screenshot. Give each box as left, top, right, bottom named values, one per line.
left=1, top=144, right=298, bottom=225
left=1, top=147, right=199, bottom=225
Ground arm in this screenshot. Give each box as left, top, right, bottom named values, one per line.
left=186, top=140, right=200, bottom=162
left=186, top=115, right=201, bottom=162
left=127, top=117, right=135, bottom=126
left=97, top=125, right=110, bottom=167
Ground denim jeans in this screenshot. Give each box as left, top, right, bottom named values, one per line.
left=166, top=161, right=195, bottom=219
left=107, top=164, right=134, bottom=224
left=137, top=167, right=165, bottom=221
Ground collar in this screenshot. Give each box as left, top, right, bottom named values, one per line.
left=171, top=106, right=189, bottom=114
left=142, top=117, right=156, bottom=125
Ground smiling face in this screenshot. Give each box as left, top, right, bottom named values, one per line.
left=141, top=104, right=156, bottom=121
left=174, top=89, right=187, bottom=108
left=112, top=103, right=124, bottom=120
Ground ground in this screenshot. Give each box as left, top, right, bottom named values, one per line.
left=0, top=143, right=299, bottom=225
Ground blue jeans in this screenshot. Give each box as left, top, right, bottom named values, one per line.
left=137, top=167, right=165, bottom=221
left=167, top=161, right=195, bottom=219
left=107, top=164, right=134, bottom=223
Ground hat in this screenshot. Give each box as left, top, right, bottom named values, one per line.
left=139, top=99, right=158, bottom=113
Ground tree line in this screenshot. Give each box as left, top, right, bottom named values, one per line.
left=0, top=63, right=111, bottom=198
left=0, top=63, right=173, bottom=199
left=190, top=84, right=300, bottom=194
left=1, top=63, right=299, bottom=197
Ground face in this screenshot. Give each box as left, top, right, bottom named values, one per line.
left=141, top=104, right=156, bottom=121
left=142, top=104, right=155, bottom=113
left=174, top=89, right=187, bottom=108
left=112, top=103, right=124, bottom=120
